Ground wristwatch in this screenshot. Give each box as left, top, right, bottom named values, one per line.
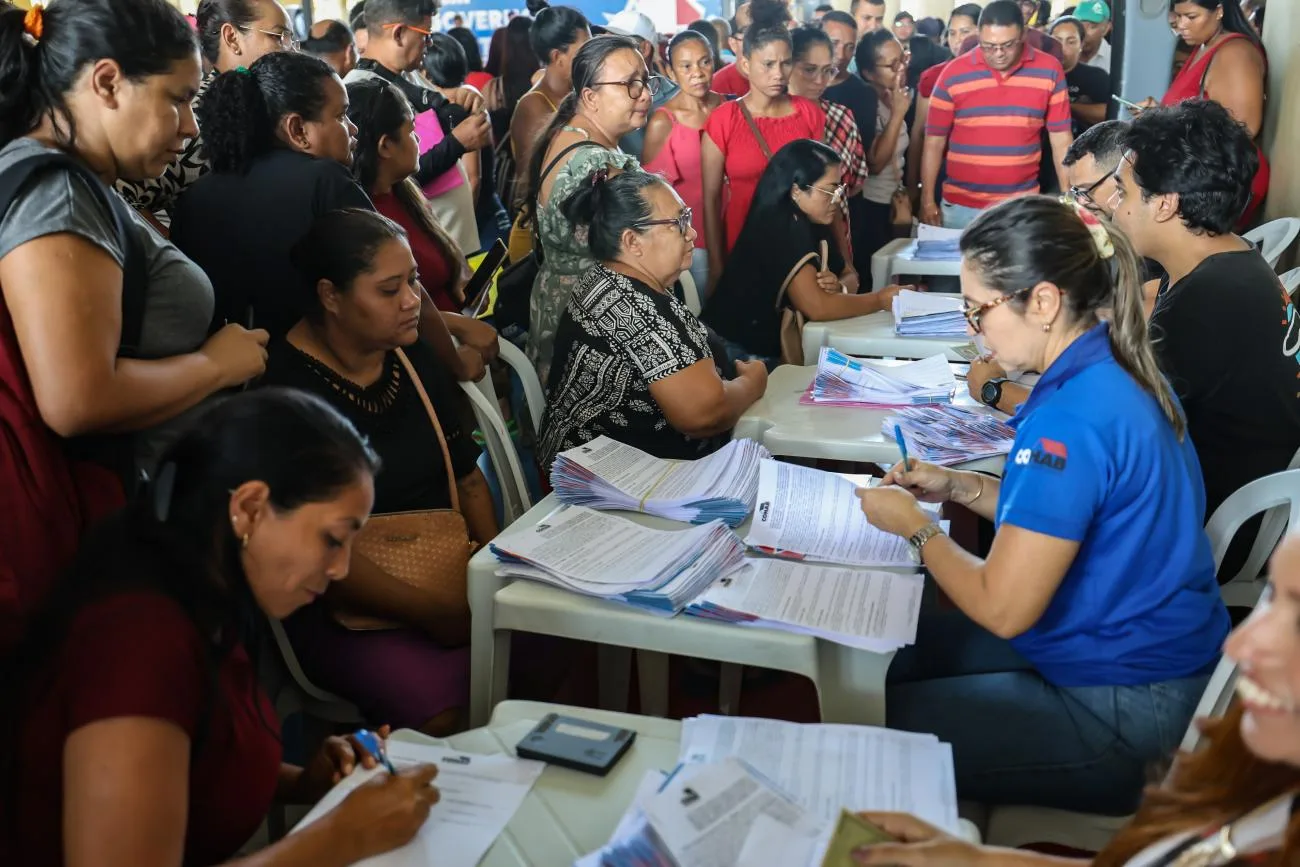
left=907, top=522, right=945, bottom=559
left=980, top=377, right=1010, bottom=408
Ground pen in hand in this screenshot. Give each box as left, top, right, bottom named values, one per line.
left=894, top=424, right=911, bottom=474
left=354, top=728, right=397, bottom=776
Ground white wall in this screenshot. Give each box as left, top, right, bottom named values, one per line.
left=1261, top=1, right=1299, bottom=224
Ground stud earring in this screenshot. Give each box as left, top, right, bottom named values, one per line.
left=242, top=533, right=250, bottom=549
left=1042, top=323, right=1051, bottom=332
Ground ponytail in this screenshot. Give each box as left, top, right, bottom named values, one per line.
left=0, top=0, right=195, bottom=151
left=198, top=51, right=336, bottom=174
left=1102, top=222, right=1186, bottom=439
left=961, top=195, right=1185, bottom=439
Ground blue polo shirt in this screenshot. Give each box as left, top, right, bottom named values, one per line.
left=997, top=323, right=1228, bottom=688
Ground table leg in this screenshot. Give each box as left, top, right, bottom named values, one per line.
left=815, top=644, right=896, bottom=726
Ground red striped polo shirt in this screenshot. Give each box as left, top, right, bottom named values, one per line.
left=925, top=45, right=1072, bottom=210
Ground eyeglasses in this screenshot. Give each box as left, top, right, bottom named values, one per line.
left=979, top=37, right=1023, bottom=55
left=589, top=75, right=666, bottom=99
left=876, top=57, right=906, bottom=70
left=241, top=26, right=301, bottom=50
left=799, top=62, right=841, bottom=81
left=634, top=207, right=693, bottom=237
left=384, top=22, right=435, bottom=46
left=1068, top=159, right=1125, bottom=212
left=963, top=287, right=1032, bottom=333
left=811, top=183, right=847, bottom=205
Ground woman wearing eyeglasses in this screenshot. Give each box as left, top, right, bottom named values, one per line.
left=701, top=0, right=834, bottom=292
left=524, top=34, right=661, bottom=383
left=856, top=196, right=1228, bottom=813
left=538, top=169, right=768, bottom=471
left=857, top=29, right=914, bottom=275
left=118, top=0, right=297, bottom=222
left=703, top=140, right=904, bottom=369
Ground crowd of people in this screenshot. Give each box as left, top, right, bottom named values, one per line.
left=0, top=0, right=1296, bottom=863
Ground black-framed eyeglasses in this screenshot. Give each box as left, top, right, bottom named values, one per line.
left=240, top=26, right=301, bottom=50
left=1068, top=156, right=1126, bottom=212
left=634, top=207, right=693, bottom=237
left=589, top=75, right=667, bottom=100
left=963, top=287, right=1032, bottom=334
left=979, top=37, right=1022, bottom=55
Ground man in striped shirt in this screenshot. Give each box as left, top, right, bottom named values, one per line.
left=920, top=0, right=1074, bottom=230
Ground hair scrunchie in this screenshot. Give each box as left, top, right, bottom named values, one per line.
left=591, top=166, right=610, bottom=187
left=1061, top=196, right=1116, bottom=260
left=23, top=4, right=44, bottom=41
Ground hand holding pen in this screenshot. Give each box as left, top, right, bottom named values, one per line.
left=354, top=728, right=398, bottom=775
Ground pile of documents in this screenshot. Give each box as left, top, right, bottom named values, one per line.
left=745, top=460, right=946, bottom=568
left=885, top=405, right=1017, bottom=466
left=898, top=224, right=963, bottom=262
left=293, top=740, right=545, bottom=867
left=687, top=559, right=923, bottom=653
left=550, top=436, right=769, bottom=527
left=490, top=504, right=745, bottom=614
left=808, top=348, right=957, bottom=406
left=679, top=716, right=961, bottom=835
left=891, top=290, right=967, bottom=337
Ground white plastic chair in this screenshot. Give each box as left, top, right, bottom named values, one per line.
left=1215, top=463, right=1300, bottom=608
left=259, top=616, right=363, bottom=727
left=459, top=380, right=534, bottom=525
left=679, top=269, right=702, bottom=316
left=496, top=339, right=546, bottom=434
left=983, top=470, right=1300, bottom=852
left=1243, top=217, right=1300, bottom=270
left=1280, top=266, right=1300, bottom=296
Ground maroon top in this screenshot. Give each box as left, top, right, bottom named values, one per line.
left=11, top=592, right=283, bottom=867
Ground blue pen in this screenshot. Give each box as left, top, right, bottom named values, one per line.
left=894, top=424, right=911, bottom=473
left=355, top=728, right=397, bottom=775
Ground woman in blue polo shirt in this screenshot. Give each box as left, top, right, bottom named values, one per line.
left=857, top=195, right=1229, bottom=815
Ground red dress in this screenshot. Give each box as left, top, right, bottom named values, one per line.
left=374, top=191, right=459, bottom=312
left=1162, top=32, right=1269, bottom=227
left=705, top=96, right=828, bottom=253
left=12, top=592, right=283, bottom=867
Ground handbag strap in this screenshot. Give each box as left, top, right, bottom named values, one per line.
left=738, top=100, right=773, bottom=160
left=773, top=239, right=835, bottom=311
left=393, top=348, right=461, bottom=513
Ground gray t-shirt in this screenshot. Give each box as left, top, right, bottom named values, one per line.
left=0, top=137, right=216, bottom=477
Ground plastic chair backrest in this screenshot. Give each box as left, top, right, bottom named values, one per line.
left=1210, top=466, right=1300, bottom=585
left=679, top=270, right=702, bottom=316
left=1179, top=652, right=1238, bottom=752
left=1243, top=217, right=1300, bottom=270
left=497, top=339, right=546, bottom=434
left=459, top=380, right=534, bottom=524
left=263, top=615, right=362, bottom=723
left=1280, top=266, right=1300, bottom=297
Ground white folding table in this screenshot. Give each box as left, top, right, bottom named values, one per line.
left=870, top=237, right=963, bottom=293
left=800, top=309, right=975, bottom=366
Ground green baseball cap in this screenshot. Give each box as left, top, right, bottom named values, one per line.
left=1075, top=0, right=1112, bottom=23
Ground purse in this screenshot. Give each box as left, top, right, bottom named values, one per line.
left=330, top=348, right=475, bottom=632
left=775, top=240, right=832, bottom=367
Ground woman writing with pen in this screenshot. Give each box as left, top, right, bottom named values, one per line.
left=3, top=390, right=440, bottom=867
left=856, top=196, right=1228, bottom=815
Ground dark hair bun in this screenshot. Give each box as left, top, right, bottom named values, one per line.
left=526, top=0, right=550, bottom=15
left=748, top=0, right=791, bottom=33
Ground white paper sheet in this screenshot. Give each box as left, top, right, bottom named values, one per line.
left=678, top=716, right=960, bottom=834
left=294, top=742, right=545, bottom=867
left=745, top=461, right=947, bottom=568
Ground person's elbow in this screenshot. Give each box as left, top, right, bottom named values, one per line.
left=36, top=387, right=110, bottom=438
left=660, top=383, right=734, bottom=438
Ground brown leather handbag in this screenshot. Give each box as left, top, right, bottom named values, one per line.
left=330, top=348, right=476, bottom=632
left=776, top=240, right=833, bottom=367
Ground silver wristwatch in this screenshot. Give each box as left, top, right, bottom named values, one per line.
left=907, top=522, right=945, bottom=559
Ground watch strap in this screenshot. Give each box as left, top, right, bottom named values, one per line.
left=908, top=522, right=944, bottom=559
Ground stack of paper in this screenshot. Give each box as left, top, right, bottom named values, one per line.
left=891, top=290, right=967, bottom=337
left=490, top=504, right=745, bottom=614
left=550, top=436, right=769, bottom=527
left=745, top=460, right=947, bottom=568
left=899, top=225, right=963, bottom=262
left=809, top=348, right=956, bottom=406
left=885, top=405, right=1016, bottom=466
left=292, top=740, right=545, bottom=867
left=679, top=716, right=960, bottom=835
left=687, top=558, right=924, bottom=653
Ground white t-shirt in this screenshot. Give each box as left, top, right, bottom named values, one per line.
left=1084, top=40, right=1112, bottom=72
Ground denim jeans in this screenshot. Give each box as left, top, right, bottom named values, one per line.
left=687, top=248, right=709, bottom=304
left=941, top=200, right=985, bottom=231
left=886, top=611, right=1211, bottom=814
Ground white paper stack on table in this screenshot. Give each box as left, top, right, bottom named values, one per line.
left=899, top=224, right=963, bottom=262
left=892, top=289, right=967, bottom=337
left=686, top=558, right=924, bottom=653
left=885, top=405, right=1017, bottom=466
left=550, top=436, right=769, bottom=527
left=293, top=741, right=545, bottom=867
left=490, top=504, right=745, bottom=614
left=745, top=460, right=947, bottom=568
left=808, top=348, right=957, bottom=406
left=679, top=715, right=960, bottom=835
